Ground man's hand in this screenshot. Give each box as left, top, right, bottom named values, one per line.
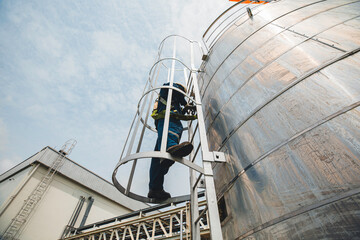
left=183, top=104, right=197, bottom=115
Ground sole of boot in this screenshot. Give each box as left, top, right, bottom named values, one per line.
left=167, top=142, right=193, bottom=157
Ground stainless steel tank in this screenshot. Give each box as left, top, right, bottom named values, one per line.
left=200, top=0, right=360, bottom=239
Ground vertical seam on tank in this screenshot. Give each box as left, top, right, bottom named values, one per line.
left=203, top=13, right=359, bottom=132
left=201, top=0, right=327, bottom=98
left=217, top=100, right=360, bottom=200
left=202, top=2, right=360, bottom=126
left=236, top=187, right=360, bottom=239
left=217, top=47, right=360, bottom=149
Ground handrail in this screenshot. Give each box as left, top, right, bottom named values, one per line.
left=202, top=0, right=272, bottom=50
left=205, top=4, right=248, bottom=44
left=64, top=199, right=208, bottom=239
left=71, top=194, right=206, bottom=233
left=203, top=1, right=245, bottom=39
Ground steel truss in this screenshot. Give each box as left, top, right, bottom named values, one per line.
left=63, top=201, right=210, bottom=240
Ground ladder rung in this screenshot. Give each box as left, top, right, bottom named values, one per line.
left=193, top=173, right=204, bottom=190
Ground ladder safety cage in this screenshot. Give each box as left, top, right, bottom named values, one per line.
left=112, top=35, right=225, bottom=240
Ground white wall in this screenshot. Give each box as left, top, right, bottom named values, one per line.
left=0, top=165, right=132, bottom=240
left=0, top=166, right=33, bottom=211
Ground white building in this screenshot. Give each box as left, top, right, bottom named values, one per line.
left=0, top=146, right=148, bottom=240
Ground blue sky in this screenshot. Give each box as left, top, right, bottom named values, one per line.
left=0, top=0, right=231, bottom=196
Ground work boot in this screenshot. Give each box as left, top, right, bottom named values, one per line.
left=166, top=141, right=193, bottom=157
left=148, top=189, right=171, bottom=200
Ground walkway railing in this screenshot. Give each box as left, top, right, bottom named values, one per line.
left=62, top=201, right=209, bottom=240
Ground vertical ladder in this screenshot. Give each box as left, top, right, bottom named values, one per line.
left=1, top=140, right=77, bottom=240
left=112, top=35, right=225, bottom=239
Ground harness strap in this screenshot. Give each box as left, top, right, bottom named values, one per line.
left=159, top=97, right=167, bottom=106
left=151, top=95, right=198, bottom=121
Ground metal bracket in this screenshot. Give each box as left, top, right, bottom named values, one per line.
left=198, top=179, right=206, bottom=189
left=247, top=7, right=253, bottom=19
left=213, top=152, right=226, bottom=163
left=202, top=151, right=226, bottom=163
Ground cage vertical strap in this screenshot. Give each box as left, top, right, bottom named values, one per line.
left=160, top=37, right=177, bottom=153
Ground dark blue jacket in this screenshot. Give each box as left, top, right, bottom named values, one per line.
left=155, top=82, right=187, bottom=127
left=157, top=82, right=187, bottom=115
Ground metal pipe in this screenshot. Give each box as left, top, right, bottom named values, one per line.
left=160, top=38, right=177, bottom=153
left=70, top=196, right=85, bottom=227
left=180, top=209, right=183, bottom=240
left=79, top=197, right=94, bottom=227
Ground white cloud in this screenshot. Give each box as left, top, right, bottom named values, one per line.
left=0, top=119, right=8, bottom=152
left=0, top=118, right=21, bottom=175
left=58, top=55, right=81, bottom=79
left=0, top=0, right=233, bottom=193
left=169, top=1, right=230, bottom=41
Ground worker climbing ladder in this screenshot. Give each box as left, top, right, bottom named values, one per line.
left=1, top=139, right=77, bottom=240
left=112, top=35, right=225, bottom=240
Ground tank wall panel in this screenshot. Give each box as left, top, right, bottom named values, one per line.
left=202, top=0, right=360, bottom=238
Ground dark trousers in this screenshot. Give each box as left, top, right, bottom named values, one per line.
left=149, top=118, right=183, bottom=191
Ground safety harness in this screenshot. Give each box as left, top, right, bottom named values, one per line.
left=151, top=96, right=197, bottom=121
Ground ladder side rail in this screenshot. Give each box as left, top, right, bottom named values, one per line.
left=192, top=71, right=223, bottom=240
left=185, top=58, right=201, bottom=240
left=189, top=39, right=223, bottom=240
left=188, top=121, right=201, bottom=240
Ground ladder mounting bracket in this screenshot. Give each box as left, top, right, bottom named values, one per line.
left=213, top=152, right=226, bottom=163
left=198, top=179, right=206, bottom=189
